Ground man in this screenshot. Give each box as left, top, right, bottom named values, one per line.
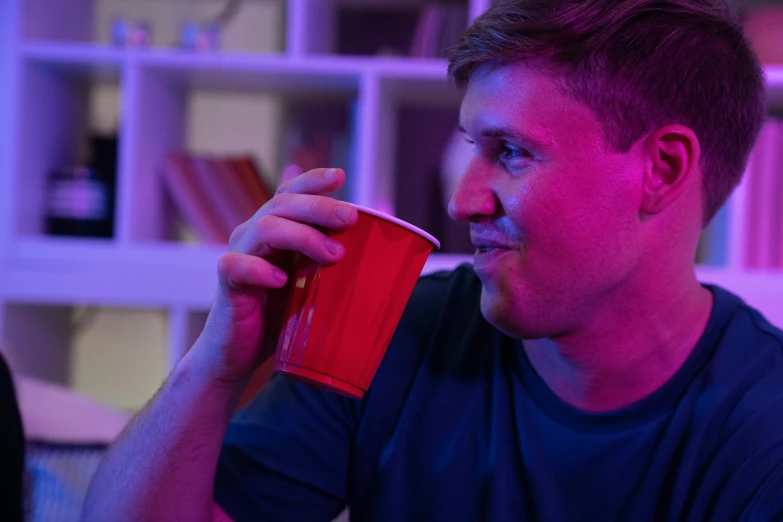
left=1, top=353, right=25, bottom=522
left=83, top=0, right=783, bottom=520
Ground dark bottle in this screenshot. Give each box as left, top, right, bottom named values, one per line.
left=45, top=135, right=117, bottom=238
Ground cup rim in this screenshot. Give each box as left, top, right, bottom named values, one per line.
left=350, top=203, right=441, bottom=250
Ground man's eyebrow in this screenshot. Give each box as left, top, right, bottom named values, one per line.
left=458, top=124, right=546, bottom=148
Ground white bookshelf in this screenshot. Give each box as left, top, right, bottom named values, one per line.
left=0, top=0, right=480, bottom=386
left=1, top=0, right=782, bottom=391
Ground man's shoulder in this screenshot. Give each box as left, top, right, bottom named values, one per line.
left=712, top=285, right=783, bottom=367
left=708, top=285, right=783, bottom=439
left=702, top=300, right=783, bottom=517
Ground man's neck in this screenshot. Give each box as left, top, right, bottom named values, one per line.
left=523, top=271, right=714, bottom=412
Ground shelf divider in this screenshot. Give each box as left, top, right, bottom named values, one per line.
left=287, top=0, right=336, bottom=57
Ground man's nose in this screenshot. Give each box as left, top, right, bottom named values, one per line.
left=447, top=163, right=497, bottom=223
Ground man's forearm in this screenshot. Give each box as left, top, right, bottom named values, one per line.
left=82, top=344, right=245, bottom=522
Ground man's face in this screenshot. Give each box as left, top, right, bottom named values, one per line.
left=450, top=63, right=645, bottom=339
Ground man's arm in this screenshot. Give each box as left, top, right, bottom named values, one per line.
left=82, top=345, right=243, bottom=522
left=83, top=338, right=357, bottom=522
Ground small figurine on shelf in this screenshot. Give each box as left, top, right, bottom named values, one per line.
left=180, top=21, right=222, bottom=52
left=111, top=18, right=152, bottom=48
left=177, top=0, right=242, bottom=52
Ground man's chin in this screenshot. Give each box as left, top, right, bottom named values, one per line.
left=479, top=286, right=554, bottom=340
left=480, top=287, right=523, bottom=339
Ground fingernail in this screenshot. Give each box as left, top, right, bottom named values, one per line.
left=334, top=204, right=354, bottom=223
left=325, top=238, right=343, bottom=256
left=324, top=168, right=338, bottom=181
left=274, top=268, right=288, bottom=284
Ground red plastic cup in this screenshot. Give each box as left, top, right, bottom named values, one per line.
left=273, top=204, right=440, bottom=399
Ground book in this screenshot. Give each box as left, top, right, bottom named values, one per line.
left=230, top=156, right=274, bottom=210
left=189, top=156, right=247, bottom=239
left=161, top=154, right=228, bottom=244
left=213, top=158, right=259, bottom=223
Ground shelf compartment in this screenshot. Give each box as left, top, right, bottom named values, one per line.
left=0, top=299, right=191, bottom=411
left=11, top=53, right=124, bottom=241
left=124, top=60, right=360, bottom=245
left=288, top=0, right=469, bottom=58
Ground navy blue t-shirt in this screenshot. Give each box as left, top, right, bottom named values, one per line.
left=215, top=265, right=783, bottom=521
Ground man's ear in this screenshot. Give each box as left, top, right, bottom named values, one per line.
left=640, top=125, right=701, bottom=216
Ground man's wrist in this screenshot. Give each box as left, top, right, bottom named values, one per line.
left=170, top=344, right=249, bottom=419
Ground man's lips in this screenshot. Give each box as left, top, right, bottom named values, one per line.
left=470, top=231, right=519, bottom=271
left=470, top=239, right=516, bottom=251
left=475, top=247, right=511, bottom=255
left=472, top=243, right=514, bottom=270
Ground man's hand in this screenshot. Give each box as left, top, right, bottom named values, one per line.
left=194, top=167, right=358, bottom=386
left=81, top=167, right=358, bottom=522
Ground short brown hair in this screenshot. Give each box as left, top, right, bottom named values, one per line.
left=448, top=0, right=766, bottom=225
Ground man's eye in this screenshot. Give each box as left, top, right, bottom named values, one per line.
left=500, top=144, right=531, bottom=161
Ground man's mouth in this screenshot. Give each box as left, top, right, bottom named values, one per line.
left=476, top=246, right=508, bottom=253
left=472, top=244, right=514, bottom=269
left=470, top=230, right=519, bottom=262
left=472, top=239, right=515, bottom=251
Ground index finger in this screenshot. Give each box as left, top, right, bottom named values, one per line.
left=281, top=164, right=302, bottom=183
left=276, top=168, right=345, bottom=196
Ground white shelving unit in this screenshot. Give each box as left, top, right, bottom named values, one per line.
left=0, top=0, right=482, bottom=385
left=1, top=0, right=782, bottom=388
